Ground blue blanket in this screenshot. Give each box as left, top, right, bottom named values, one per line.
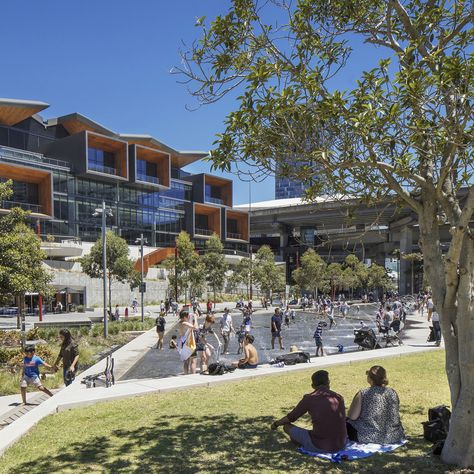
left=298, top=440, right=407, bottom=463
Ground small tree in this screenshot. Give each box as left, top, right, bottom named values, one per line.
left=163, top=231, right=205, bottom=303
left=202, top=233, right=228, bottom=305
left=292, top=248, right=327, bottom=298
left=367, top=263, right=395, bottom=299
left=326, top=263, right=343, bottom=300
left=80, top=231, right=139, bottom=314
left=253, top=245, right=285, bottom=299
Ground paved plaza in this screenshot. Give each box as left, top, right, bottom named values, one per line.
left=123, top=305, right=376, bottom=380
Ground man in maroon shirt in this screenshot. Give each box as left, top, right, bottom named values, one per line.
left=271, top=370, right=347, bottom=452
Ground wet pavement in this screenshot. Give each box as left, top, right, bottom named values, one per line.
left=123, top=305, right=380, bottom=380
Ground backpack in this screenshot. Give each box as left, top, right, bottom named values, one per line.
left=274, top=351, right=311, bottom=366
left=422, top=405, right=451, bottom=443
left=207, top=363, right=236, bottom=376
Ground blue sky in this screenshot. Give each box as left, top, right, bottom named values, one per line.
left=0, top=1, right=385, bottom=204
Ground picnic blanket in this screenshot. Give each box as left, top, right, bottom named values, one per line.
left=298, top=440, right=407, bottom=463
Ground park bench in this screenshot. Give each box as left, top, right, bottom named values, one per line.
left=33, top=320, right=92, bottom=329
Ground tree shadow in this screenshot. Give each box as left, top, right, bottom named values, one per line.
left=9, top=414, right=446, bottom=474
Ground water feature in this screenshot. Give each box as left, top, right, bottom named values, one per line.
left=122, top=304, right=379, bottom=381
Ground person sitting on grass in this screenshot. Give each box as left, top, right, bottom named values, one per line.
left=346, top=365, right=405, bottom=444
left=232, top=334, right=259, bottom=369
left=271, top=370, right=347, bottom=452
left=20, top=346, right=54, bottom=405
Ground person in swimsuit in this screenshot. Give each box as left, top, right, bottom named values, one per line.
left=232, top=334, right=259, bottom=369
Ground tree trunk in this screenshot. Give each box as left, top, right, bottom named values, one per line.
left=419, top=202, right=474, bottom=467
left=439, top=239, right=474, bottom=467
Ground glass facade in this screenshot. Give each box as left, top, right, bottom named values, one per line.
left=88, top=147, right=117, bottom=175
left=0, top=113, right=248, bottom=254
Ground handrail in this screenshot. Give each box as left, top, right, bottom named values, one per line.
left=195, top=227, right=214, bottom=236
left=0, top=145, right=69, bottom=169
left=205, top=195, right=224, bottom=205
left=0, top=200, right=42, bottom=213
left=227, top=232, right=243, bottom=240
left=137, top=174, right=159, bottom=184
left=88, top=163, right=117, bottom=175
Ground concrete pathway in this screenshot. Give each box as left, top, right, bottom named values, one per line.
left=0, top=307, right=439, bottom=456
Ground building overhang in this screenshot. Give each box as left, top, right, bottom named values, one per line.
left=49, top=113, right=116, bottom=137
left=0, top=162, right=53, bottom=217
left=0, top=98, right=49, bottom=126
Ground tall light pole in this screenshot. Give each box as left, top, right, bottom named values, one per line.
left=93, top=201, right=113, bottom=338
left=135, top=234, right=147, bottom=323
left=248, top=181, right=253, bottom=301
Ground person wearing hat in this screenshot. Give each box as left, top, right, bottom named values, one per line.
left=271, top=370, right=347, bottom=453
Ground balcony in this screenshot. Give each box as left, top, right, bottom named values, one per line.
left=137, top=173, right=159, bottom=185
left=0, top=200, right=42, bottom=213
left=0, top=145, right=69, bottom=170
left=88, top=162, right=117, bottom=176
left=194, top=203, right=221, bottom=238
left=225, top=209, right=249, bottom=242
left=205, top=195, right=224, bottom=206
left=195, top=227, right=213, bottom=236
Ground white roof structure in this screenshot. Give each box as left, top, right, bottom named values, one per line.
left=234, top=195, right=347, bottom=211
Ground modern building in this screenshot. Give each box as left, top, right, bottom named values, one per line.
left=0, top=98, right=249, bottom=308
left=274, top=159, right=314, bottom=199
left=235, top=195, right=459, bottom=295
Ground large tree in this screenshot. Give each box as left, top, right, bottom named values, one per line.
left=80, top=231, right=139, bottom=315
left=178, top=1, right=474, bottom=465
left=202, top=233, right=228, bottom=304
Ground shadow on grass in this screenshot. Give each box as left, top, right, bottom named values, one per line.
left=9, top=414, right=445, bottom=474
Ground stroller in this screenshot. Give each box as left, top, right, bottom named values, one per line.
left=378, top=320, right=403, bottom=347
left=354, top=328, right=378, bottom=350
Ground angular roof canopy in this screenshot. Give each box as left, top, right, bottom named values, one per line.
left=120, top=134, right=208, bottom=168
left=0, top=98, right=49, bottom=126
left=47, top=113, right=116, bottom=137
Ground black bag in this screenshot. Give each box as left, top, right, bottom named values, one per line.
left=422, top=405, right=451, bottom=442
left=207, top=363, right=236, bottom=376
left=274, top=351, right=311, bottom=366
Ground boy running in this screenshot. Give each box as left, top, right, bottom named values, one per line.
left=20, top=346, right=53, bottom=405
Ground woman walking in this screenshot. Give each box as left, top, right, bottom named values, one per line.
left=53, top=329, right=79, bottom=386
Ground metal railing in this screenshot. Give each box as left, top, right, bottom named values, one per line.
left=137, top=174, right=159, bottom=185
left=195, top=227, right=213, bottom=236
left=205, top=195, right=224, bottom=205
left=0, top=200, right=42, bottom=213
left=0, top=145, right=70, bottom=169
left=88, top=163, right=117, bottom=175
left=227, top=232, right=243, bottom=240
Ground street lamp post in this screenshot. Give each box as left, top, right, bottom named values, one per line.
left=93, top=201, right=113, bottom=338
left=135, top=234, right=148, bottom=323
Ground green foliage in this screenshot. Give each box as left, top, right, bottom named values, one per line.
left=80, top=231, right=139, bottom=312
left=0, top=181, right=53, bottom=302
left=202, top=233, right=228, bottom=301
left=292, top=248, right=327, bottom=296
left=253, top=245, right=285, bottom=297
left=163, top=231, right=205, bottom=302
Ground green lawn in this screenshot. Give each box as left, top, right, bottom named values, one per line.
left=0, top=351, right=451, bottom=474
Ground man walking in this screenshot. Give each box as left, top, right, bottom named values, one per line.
left=220, top=307, right=234, bottom=355
left=271, top=308, right=284, bottom=350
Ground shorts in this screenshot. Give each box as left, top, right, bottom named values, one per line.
left=20, top=375, right=42, bottom=388
left=315, top=338, right=323, bottom=347
left=289, top=426, right=325, bottom=453
left=238, top=362, right=258, bottom=369
left=272, top=331, right=281, bottom=338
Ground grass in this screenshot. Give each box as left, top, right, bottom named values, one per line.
left=0, top=351, right=452, bottom=474
left=0, top=319, right=155, bottom=396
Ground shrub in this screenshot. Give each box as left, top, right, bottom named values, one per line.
left=77, top=305, right=85, bottom=313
